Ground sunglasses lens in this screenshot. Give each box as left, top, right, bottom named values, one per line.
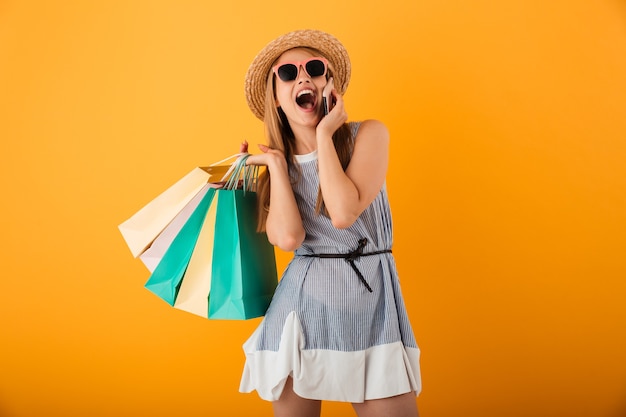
left=277, top=64, right=298, bottom=81
left=306, top=59, right=326, bottom=77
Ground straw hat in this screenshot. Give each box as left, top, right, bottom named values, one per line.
left=244, top=29, right=351, bottom=120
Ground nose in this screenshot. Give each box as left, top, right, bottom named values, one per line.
left=296, top=64, right=312, bottom=83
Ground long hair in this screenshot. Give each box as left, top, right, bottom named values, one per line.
left=256, top=47, right=353, bottom=232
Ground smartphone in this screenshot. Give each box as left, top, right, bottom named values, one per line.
left=322, top=77, right=334, bottom=115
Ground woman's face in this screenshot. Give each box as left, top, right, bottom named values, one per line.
left=273, top=48, right=330, bottom=128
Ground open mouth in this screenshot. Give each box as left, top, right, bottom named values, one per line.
left=296, top=89, right=316, bottom=110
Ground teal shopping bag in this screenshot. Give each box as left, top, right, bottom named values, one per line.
left=144, top=185, right=216, bottom=305
left=208, top=188, right=278, bottom=320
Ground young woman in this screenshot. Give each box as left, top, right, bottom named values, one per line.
left=238, top=29, right=421, bottom=417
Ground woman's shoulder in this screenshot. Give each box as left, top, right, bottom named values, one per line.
left=351, top=119, right=389, bottom=143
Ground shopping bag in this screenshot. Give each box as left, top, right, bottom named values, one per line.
left=118, top=167, right=211, bottom=258
left=118, top=155, right=239, bottom=258
left=208, top=187, right=278, bottom=320
left=143, top=186, right=217, bottom=305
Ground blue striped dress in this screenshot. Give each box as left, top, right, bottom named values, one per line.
left=239, top=122, right=421, bottom=402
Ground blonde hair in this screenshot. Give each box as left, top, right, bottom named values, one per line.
left=256, top=47, right=353, bottom=232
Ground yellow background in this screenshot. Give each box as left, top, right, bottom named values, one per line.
left=1, top=1, right=625, bottom=416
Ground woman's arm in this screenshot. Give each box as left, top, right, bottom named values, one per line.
left=246, top=145, right=306, bottom=251
left=316, top=96, right=390, bottom=229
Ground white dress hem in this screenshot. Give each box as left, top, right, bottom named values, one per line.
left=239, top=311, right=422, bottom=403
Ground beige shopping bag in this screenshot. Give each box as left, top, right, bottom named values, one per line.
left=118, top=155, right=239, bottom=258
left=139, top=183, right=218, bottom=272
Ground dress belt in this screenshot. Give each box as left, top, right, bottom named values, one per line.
left=297, top=238, right=391, bottom=293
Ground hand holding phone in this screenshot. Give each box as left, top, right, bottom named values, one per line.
left=322, top=77, right=334, bottom=115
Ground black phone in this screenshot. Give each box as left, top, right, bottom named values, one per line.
left=323, top=77, right=334, bottom=115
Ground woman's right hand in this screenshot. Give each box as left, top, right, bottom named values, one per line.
left=242, top=141, right=287, bottom=171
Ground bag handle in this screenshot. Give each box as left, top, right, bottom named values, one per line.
left=222, top=154, right=258, bottom=193
left=210, top=153, right=242, bottom=167
left=215, top=153, right=246, bottom=183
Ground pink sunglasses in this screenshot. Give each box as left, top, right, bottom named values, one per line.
left=272, top=57, right=329, bottom=81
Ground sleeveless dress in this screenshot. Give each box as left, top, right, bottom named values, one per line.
left=239, top=122, right=421, bottom=402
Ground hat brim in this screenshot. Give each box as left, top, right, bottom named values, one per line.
left=245, top=29, right=351, bottom=120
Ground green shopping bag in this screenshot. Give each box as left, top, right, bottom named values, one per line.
left=144, top=185, right=216, bottom=305
left=208, top=187, right=278, bottom=320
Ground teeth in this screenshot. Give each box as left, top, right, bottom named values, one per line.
left=297, top=89, right=314, bottom=98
